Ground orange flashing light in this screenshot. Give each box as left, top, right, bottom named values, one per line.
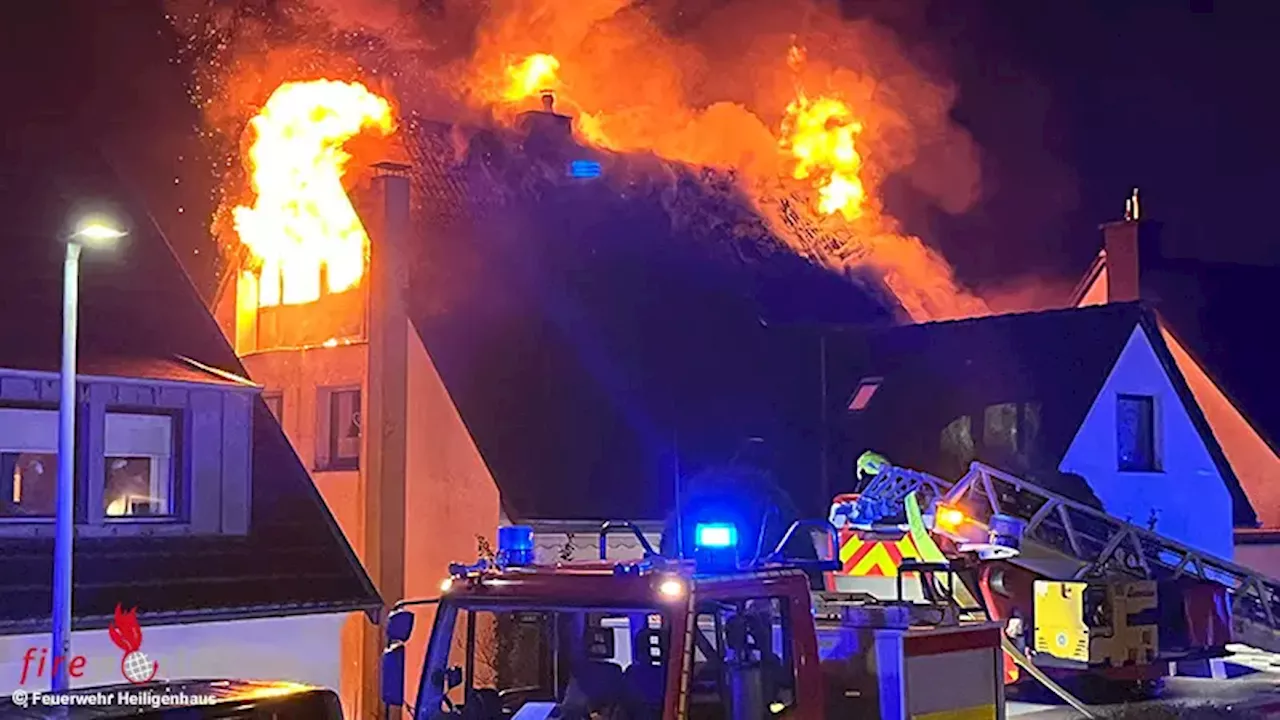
left=936, top=506, right=965, bottom=530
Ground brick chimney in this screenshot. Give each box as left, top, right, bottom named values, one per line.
left=1098, top=189, right=1163, bottom=302
left=359, top=160, right=411, bottom=719
left=517, top=90, right=573, bottom=157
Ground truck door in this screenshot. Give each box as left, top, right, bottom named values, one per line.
left=687, top=595, right=801, bottom=720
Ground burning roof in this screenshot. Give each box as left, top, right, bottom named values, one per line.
left=400, top=116, right=903, bottom=519
left=182, top=0, right=1006, bottom=517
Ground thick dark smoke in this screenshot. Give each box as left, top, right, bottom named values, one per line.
left=164, top=0, right=1050, bottom=316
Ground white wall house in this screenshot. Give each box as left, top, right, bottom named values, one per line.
left=1059, top=325, right=1235, bottom=559
left=1070, top=215, right=1280, bottom=577
left=829, top=301, right=1246, bottom=569
left=0, top=362, right=380, bottom=717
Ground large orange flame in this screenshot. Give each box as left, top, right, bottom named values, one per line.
left=780, top=92, right=868, bottom=221
left=503, top=53, right=561, bottom=102
left=233, top=79, right=394, bottom=307
left=491, top=49, right=987, bottom=323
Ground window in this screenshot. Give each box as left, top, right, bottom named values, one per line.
left=1117, top=394, right=1158, bottom=472
left=262, top=392, right=283, bottom=424
left=847, top=377, right=882, bottom=412
left=940, top=415, right=974, bottom=477
left=418, top=603, right=671, bottom=720
left=103, top=413, right=175, bottom=518
left=0, top=407, right=59, bottom=518
left=317, top=387, right=360, bottom=471
left=689, top=597, right=797, bottom=720
left=983, top=402, right=1041, bottom=457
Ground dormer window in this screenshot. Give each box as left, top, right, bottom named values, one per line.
left=0, top=365, right=255, bottom=537
left=847, top=377, right=882, bottom=412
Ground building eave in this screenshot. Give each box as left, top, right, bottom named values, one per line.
left=1136, top=308, right=1260, bottom=528
left=0, top=363, right=262, bottom=393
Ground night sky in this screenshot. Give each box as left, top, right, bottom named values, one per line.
left=2, top=0, right=1272, bottom=303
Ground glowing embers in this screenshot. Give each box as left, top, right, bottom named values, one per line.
left=233, top=80, right=394, bottom=307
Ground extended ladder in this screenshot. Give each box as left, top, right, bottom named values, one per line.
left=919, top=460, right=1280, bottom=653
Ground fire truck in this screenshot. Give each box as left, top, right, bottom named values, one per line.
left=380, top=458, right=1280, bottom=720
left=827, top=457, right=1280, bottom=701
left=380, top=501, right=1011, bottom=720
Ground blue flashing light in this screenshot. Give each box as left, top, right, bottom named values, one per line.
left=568, top=160, right=602, bottom=179
left=695, top=523, right=738, bottom=549
left=498, top=525, right=535, bottom=566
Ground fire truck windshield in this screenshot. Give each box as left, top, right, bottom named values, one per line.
left=415, top=600, right=671, bottom=720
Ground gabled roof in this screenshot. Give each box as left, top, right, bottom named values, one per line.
left=1139, top=257, right=1280, bottom=458
left=818, top=303, right=1256, bottom=525
left=402, top=117, right=904, bottom=520
left=0, top=355, right=258, bottom=389
left=0, top=120, right=381, bottom=634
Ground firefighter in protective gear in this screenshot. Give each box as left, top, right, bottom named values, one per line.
left=856, top=451, right=890, bottom=484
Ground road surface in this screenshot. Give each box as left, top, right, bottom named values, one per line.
left=1007, top=648, right=1280, bottom=718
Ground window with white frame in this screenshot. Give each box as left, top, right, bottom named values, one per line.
left=103, top=412, right=175, bottom=519
left=0, top=407, right=59, bottom=519
left=316, top=386, right=361, bottom=471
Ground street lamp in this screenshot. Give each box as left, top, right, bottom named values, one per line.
left=51, top=216, right=126, bottom=693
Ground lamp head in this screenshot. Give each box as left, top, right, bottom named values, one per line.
left=70, top=216, right=127, bottom=249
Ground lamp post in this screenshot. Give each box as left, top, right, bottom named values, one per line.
left=52, top=218, right=126, bottom=693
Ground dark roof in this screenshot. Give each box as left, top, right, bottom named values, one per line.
left=402, top=116, right=904, bottom=520
left=818, top=303, right=1257, bottom=525
left=0, top=122, right=380, bottom=634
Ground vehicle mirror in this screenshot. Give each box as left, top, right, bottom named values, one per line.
left=380, top=643, right=406, bottom=707
left=386, top=609, right=416, bottom=644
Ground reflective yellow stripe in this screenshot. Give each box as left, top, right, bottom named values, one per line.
left=912, top=703, right=997, bottom=720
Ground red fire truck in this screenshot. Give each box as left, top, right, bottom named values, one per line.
left=827, top=458, right=1280, bottom=701
left=381, top=518, right=1009, bottom=720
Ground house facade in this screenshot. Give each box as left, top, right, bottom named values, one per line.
left=1069, top=213, right=1280, bottom=574
left=822, top=302, right=1250, bottom=560
left=0, top=359, right=379, bottom=703
left=0, top=126, right=380, bottom=716
left=212, top=165, right=502, bottom=715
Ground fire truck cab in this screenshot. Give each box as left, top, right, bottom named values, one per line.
left=382, top=519, right=1008, bottom=720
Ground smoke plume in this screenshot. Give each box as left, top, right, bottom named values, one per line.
left=167, top=0, right=994, bottom=320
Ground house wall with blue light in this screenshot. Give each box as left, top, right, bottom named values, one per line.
left=1059, top=326, right=1234, bottom=559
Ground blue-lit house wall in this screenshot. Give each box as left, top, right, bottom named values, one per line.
left=1059, top=326, right=1235, bottom=559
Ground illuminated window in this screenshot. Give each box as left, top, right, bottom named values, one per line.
left=847, top=377, right=882, bottom=411
left=103, top=412, right=175, bottom=519
left=262, top=392, right=283, bottom=424
left=1117, top=394, right=1158, bottom=472
left=317, top=386, right=361, bottom=471
left=0, top=407, right=59, bottom=518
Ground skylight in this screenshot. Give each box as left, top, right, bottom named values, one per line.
left=848, top=377, right=882, bottom=411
